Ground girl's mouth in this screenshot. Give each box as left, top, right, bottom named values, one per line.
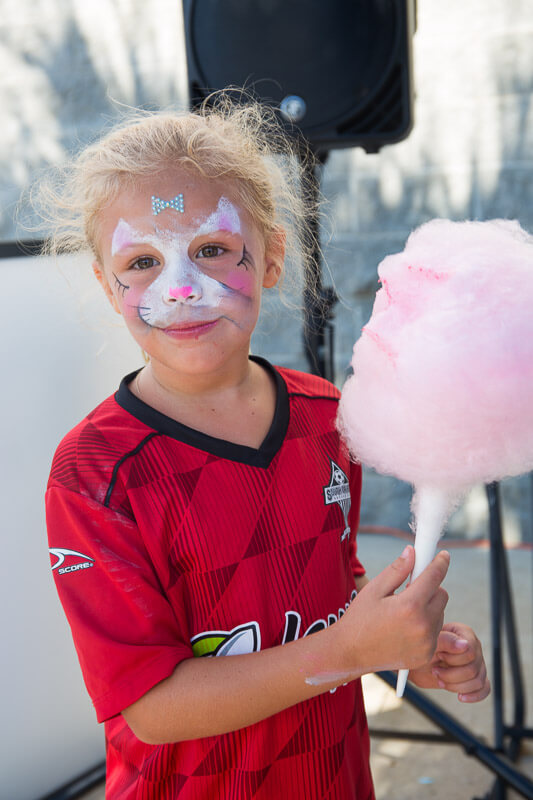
left=162, top=319, right=219, bottom=338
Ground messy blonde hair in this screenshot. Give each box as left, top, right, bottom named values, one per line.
left=36, top=94, right=321, bottom=297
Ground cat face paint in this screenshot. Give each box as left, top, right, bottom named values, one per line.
left=112, top=218, right=235, bottom=327
left=96, top=170, right=281, bottom=378
left=108, top=196, right=260, bottom=333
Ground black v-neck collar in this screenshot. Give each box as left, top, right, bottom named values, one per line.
left=114, top=356, right=289, bottom=468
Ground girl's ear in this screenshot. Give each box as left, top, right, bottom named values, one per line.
left=93, top=262, right=121, bottom=314
left=262, top=226, right=286, bottom=289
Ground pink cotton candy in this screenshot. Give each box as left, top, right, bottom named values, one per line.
left=337, top=219, right=533, bottom=493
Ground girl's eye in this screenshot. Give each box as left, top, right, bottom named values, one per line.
left=132, top=256, right=159, bottom=270
left=197, top=245, right=225, bottom=259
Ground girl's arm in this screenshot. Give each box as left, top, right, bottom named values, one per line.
left=123, top=545, right=449, bottom=744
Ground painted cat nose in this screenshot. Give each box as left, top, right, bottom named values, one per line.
left=164, top=284, right=201, bottom=304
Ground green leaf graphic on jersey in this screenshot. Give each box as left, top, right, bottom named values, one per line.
left=191, top=622, right=261, bottom=657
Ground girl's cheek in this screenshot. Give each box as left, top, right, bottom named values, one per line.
left=117, top=285, right=146, bottom=323
left=224, top=270, right=255, bottom=296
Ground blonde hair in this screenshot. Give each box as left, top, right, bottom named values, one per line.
left=36, top=95, right=321, bottom=296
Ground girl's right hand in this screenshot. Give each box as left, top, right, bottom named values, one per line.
left=337, top=546, right=450, bottom=675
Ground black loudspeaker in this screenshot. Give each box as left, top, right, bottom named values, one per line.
left=182, top=0, right=416, bottom=154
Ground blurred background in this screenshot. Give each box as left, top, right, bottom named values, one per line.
left=1, top=1, right=532, bottom=797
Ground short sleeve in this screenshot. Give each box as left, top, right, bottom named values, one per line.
left=46, top=486, right=193, bottom=723
left=347, top=461, right=366, bottom=577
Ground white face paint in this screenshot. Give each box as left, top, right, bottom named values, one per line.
left=195, top=196, right=241, bottom=237
left=111, top=197, right=245, bottom=329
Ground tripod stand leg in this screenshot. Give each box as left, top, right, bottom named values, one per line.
left=486, top=482, right=528, bottom=798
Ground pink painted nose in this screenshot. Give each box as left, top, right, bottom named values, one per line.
left=168, top=285, right=193, bottom=300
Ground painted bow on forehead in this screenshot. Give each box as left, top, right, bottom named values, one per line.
left=151, top=194, right=185, bottom=215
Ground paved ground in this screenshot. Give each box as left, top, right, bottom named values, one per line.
left=79, top=532, right=533, bottom=800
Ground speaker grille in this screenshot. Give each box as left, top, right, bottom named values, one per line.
left=184, top=0, right=414, bottom=153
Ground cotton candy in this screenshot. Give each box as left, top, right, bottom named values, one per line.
left=338, top=219, right=533, bottom=493
left=337, top=218, right=533, bottom=695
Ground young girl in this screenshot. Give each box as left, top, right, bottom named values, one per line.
left=44, top=100, right=489, bottom=799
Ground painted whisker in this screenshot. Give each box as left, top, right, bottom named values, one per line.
left=131, top=305, right=153, bottom=325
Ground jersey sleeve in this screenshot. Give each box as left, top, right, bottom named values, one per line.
left=46, top=485, right=193, bottom=723
left=347, top=460, right=366, bottom=577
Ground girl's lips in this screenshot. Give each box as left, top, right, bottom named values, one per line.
left=163, top=319, right=219, bottom=338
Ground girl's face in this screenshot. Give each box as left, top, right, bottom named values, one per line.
left=94, top=168, right=283, bottom=380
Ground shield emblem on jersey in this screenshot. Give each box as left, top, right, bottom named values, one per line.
left=323, top=459, right=351, bottom=541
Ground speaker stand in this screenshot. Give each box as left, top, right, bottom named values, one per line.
left=301, top=151, right=338, bottom=382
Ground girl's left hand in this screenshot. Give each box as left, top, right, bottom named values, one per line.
left=409, top=622, right=491, bottom=702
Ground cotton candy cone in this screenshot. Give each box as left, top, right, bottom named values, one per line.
left=337, top=219, right=533, bottom=695
left=397, top=486, right=453, bottom=696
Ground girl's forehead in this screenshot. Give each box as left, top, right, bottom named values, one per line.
left=110, top=195, right=243, bottom=256
left=131, top=169, right=239, bottom=213
left=107, top=174, right=249, bottom=236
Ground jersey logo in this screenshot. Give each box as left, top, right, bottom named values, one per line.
left=49, top=547, right=94, bottom=575
left=323, top=459, right=351, bottom=541
left=191, top=622, right=261, bottom=658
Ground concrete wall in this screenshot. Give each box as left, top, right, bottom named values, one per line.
left=0, top=0, right=189, bottom=239
left=1, top=2, right=532, bottom=795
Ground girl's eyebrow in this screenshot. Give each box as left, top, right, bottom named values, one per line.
left=111, top=221, right=171, bottom=255
left=192, top=227, right=241, bottom=239
left=112, top=240, right=136, bottom=254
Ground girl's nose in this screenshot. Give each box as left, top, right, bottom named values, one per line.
left=164, top=284, right=201, bottom=304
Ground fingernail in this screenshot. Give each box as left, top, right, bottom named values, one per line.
left=400, top=546, right=410, bottom=560
left=454, top=638, right=469, bottom=649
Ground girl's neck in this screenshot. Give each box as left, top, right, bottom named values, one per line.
left=131, top=356, right=277, bottom=448
left=139, top=353, right=254, bottom=401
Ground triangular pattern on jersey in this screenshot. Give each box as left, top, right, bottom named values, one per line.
left=46, top=358, right=374, bottom=800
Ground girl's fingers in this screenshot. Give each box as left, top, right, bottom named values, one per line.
left=458, top=681, right=491, bottom=703
left=435, top=629, right=471, bottom=654
left=434, top=648, right=479, bottom=668
left=434, top=663, right=488, bottom=693
left=411, top=551, right=450, bottom=602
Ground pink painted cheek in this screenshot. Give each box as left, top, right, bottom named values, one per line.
left=118, top=286, right=146, bottom=323
left=224, top=270, right=255, bottom=295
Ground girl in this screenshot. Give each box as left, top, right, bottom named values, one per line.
left=44, top=100, right=489, bottom=799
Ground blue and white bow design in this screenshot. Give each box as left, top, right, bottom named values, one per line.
left=151, top=194, right=185, bottom=215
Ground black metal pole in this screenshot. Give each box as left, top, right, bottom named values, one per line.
left=499, top=515, right=526, bottom=761
left=487, top=482, right=507, bottom=799
left=300, top=150, right=337, bottom=382
left=39, top=762, right=106, bottom=800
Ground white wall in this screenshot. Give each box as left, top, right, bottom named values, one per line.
left=0, top=254, right=142, bottom=799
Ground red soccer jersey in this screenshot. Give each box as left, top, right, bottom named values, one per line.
left=46, top=357, right=375, bottom=799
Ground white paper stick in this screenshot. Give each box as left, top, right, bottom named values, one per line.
left=396, top=486, right=451, bottom=697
